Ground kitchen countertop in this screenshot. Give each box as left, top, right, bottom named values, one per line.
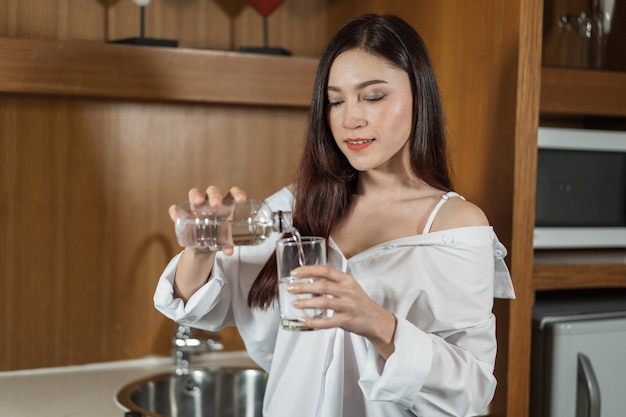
left=0, top=350, right=258, bottom=417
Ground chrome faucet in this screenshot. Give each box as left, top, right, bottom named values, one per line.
left=172, top=324, right=224, bottom=375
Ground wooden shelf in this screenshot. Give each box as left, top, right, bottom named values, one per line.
left=537, top=68, right=626, bottom=290
left=534, top=264, right=626, bottom=290
left=540, top=67, right=626, bottom=117
left=0, top=37, right=318, bottom=107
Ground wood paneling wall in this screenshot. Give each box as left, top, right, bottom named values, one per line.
left=0, top=0, right=334, bottom=56
left=1, top=94, right=308, bottom=370
left=1, top=0, right=330, bottom=371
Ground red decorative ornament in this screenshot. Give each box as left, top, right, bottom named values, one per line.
left=245, top=0, right=285, bottom=17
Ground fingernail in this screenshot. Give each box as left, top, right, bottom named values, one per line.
left=286, top=285, right=295, bottom=291
left=297, top=317, right=306, bottom=323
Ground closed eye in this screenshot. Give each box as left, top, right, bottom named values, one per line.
left=364, top=94, right=385, bottom=103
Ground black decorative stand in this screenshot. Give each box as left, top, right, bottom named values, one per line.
left=109, top=6, right=177, bottom=48
left=239, top=16, right=290, bottom=55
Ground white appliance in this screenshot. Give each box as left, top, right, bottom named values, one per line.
left=530, top=293, right=626, bottom=417
left=534, top=127, right=626, bottom=249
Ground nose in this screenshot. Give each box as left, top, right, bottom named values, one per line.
left=342, top=101, right=367, bottom=130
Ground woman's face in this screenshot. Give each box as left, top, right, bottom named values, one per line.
left=327, top=49, right=413, bottom=173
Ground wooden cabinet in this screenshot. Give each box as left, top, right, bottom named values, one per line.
left=455, top=3, right=622, bottom=410
left=0, top=0, right=329, bottom=372
left=534, top=67, right=626, bottom=293
left=533, top=71, right=626, bottom=306
left=528, top=11, right=626, bottom=417
left=0, top=38, right=317, bottom=370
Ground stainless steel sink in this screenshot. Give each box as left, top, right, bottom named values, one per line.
left=116, top=367, right=268, bottom=417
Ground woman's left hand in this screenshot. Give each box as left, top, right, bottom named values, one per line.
left=288, top=265, right=397, bottom=359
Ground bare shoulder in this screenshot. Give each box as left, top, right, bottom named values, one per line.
left=429, top=195, right=489, bottom=232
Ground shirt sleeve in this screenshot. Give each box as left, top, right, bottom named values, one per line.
left=358, top=316, right=433, bottom=408
left=153, top=251, right=236, bottom=331
left=153, top=186, right=295, bottom=331
left=358, top=314, right=496, bottom=416
left=493, top=238, right=516, bottom=299
left=356, top=229, right=509, bottom=416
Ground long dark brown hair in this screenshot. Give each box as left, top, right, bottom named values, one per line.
left=248, top=14, right=452, bottom=309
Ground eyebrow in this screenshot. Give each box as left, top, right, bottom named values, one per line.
left=327, top=79, right=389, bottom=92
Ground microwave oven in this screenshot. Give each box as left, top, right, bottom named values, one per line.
left=534, top=127, right=626, bottom=249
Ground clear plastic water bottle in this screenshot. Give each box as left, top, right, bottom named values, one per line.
left=174, top=199, right=294, bottom=251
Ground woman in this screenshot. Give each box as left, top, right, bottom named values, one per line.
left=155, top=14, right=515, bottom=417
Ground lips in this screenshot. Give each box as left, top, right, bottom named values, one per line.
left=344, top=138, right=374, bottom=151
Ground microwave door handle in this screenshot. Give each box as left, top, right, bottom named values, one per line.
left=576, top=353, right=601, bottom=417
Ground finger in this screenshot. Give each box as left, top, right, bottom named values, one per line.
left=227, top=186, right=247, bottom=203
left=205, top=185, right=223, bottom=207
left=188, top=188, right=207, bottom=208
left=168, top=204, right=178, bottom=222
left=291, top=294, right=334, bottom=311
left=290, top=265, right=343, bottom=282
left=287, top=279, right=332, bottom=297
left=296, top=316, right=336, bottom=330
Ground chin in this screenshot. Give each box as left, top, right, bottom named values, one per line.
left=346, top=160, right=371, bottom=172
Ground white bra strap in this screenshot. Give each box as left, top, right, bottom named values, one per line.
left=422, top=191, right=464, bottom=234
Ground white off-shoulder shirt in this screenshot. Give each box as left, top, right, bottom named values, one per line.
left=154, top=187, right=515, bottom=417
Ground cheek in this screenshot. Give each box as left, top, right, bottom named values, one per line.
left=327, top=110, right=342, bottom=137
left=380, top=100, right=413, bottom=134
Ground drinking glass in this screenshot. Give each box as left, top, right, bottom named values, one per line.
left=556, top=13, right=586, bottom=67
left=276, top=236, right=327, bottom=330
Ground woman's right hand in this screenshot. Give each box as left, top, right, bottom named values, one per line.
left=170, top=185, right=247, bottom=301
left=169, top=185, right=248, bottom=253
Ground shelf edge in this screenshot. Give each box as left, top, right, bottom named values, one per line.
left=540, top=67, right=626, bottom=117
left=533, top=264, right=626, bottom=290
left=0, top=37, right=318, bottom=107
